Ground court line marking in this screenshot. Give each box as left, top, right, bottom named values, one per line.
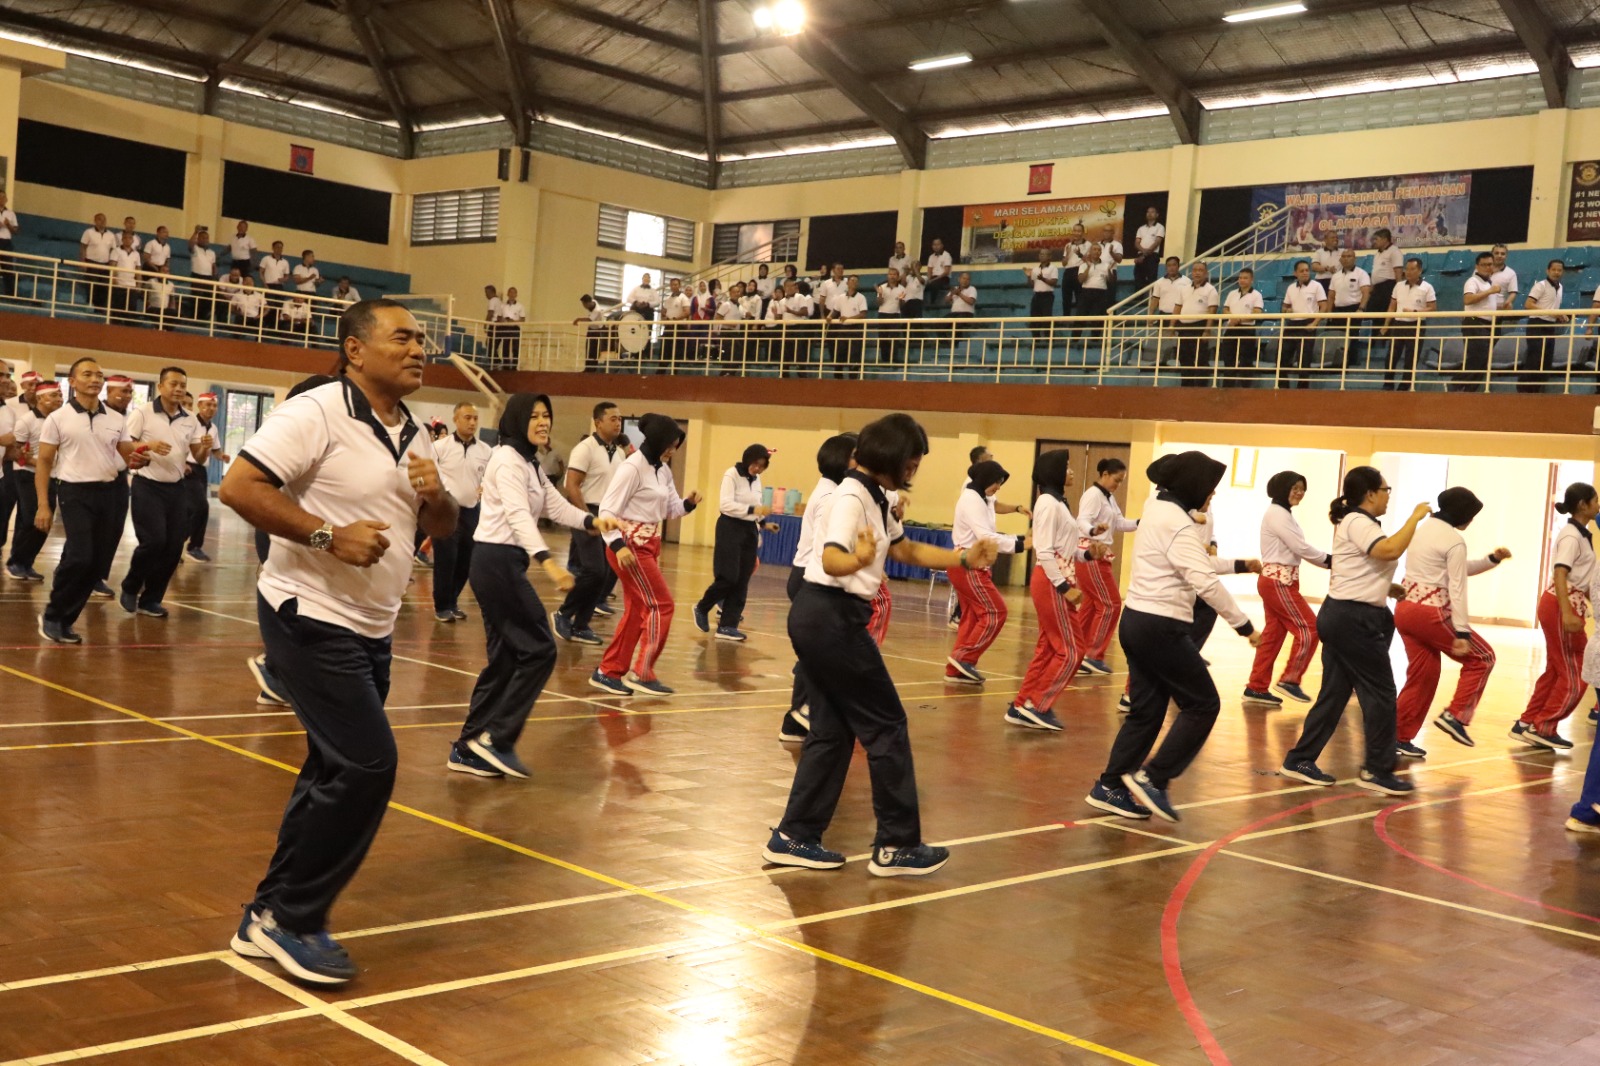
left=0, top=663, right=1159, bottom=1066
left=0, top=1009, right=320, bottom=1066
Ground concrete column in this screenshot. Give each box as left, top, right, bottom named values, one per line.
left=1529, top=107, right=1569, bottom=247
left=0, top=41, right=64, bottom=195
left=1165, top=144, right=1199, bottom=259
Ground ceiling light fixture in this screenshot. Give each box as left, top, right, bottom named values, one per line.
left=1222, top=2, right=1307, bottom=23
left=751, top=0, right=805, bottom=36
left=909, top=52, right=972, bottom=71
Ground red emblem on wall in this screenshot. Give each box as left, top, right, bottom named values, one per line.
left=1028, top=163, right=1053, bottom=196
left=289, top=144, right=315, bottom=175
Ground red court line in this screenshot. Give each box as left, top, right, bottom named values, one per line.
left=1161, top=793, right=1363, bottom=1066
left=0, top=641, right=267, bottom=651
left=1373, top=789, right=1600, bottom=925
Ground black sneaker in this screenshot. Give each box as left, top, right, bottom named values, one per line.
left=1242, top=688, right=1283, bottom=707
left=1433, top=711, right=1473, bottom=747
left=778, top=713, right=808, bottom=743
left=1280, top=759, right=1335, bottom=786
left=868, top=842, right=950, bottom=878
left=1509, top=721, right=1544, bottom=748
left=1395, top=740, right=1427, bottom=759
left=1085, top=781, right=1151, bottom=819
left=38, top=615, right=82, bottom=645
left=1121, top=770, right=1179, bottom=822
left=90, top=580, right=115, bottom=599
left=118, top=589, right=138, bottom=614
left=1357, top=769, right=1415, bottom=796
left=762, top=829, right=844, bottom=869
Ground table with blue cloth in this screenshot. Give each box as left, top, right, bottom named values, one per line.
left=886, top=525, right=953, bottom=579
left=757, top=512, right=804, bottom=566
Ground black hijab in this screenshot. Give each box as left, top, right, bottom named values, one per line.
left=1158, top=450, right=1226, bottom=512
left=736, top=443, right=770, bottom=481
left=1267, top=470, right=1306, bottom=510
left=967, top=459, right=1009, bottom=496
left=637, top=413, right=685, bottom=466
left=497, top=392, right=551, bottom=465
left=1032, top=450, right=1071, bottom=501
left=1145, top=454, right=1176, bottom=489
left=1434, top=487, right=1484, bottom=528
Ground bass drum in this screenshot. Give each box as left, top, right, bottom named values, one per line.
left=615, top=311, right=651, bottom=355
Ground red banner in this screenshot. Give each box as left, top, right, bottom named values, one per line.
left=289, top=144, right=315, bottom=175
left=1028, top=163, right=1053, bottom=196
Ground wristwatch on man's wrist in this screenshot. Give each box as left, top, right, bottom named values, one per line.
left=309, top=522, right=334, bottom=552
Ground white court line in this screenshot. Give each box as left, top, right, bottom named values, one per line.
left=0, top=1009, right=319, bottom=1066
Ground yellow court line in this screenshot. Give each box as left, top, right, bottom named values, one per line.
left=0, top=1008, right=321, bottom=1066
left=0, top=663, right=1157, bottom=1066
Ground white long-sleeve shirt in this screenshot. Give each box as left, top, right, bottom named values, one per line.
left=598, top=450, right=690, bottom=547
left=1401, top=517, right=1499, bottom=635
left=1123, top=496, right=1250, bottom=628
left=435, top=433, right=493, bottom=509
left=1032, top=493, right=1092, bottom=589
left=1079, top=484, right=1137, bottom=546
left=793, top=476, right=838, bottom=570
left=1260, top=503, right=1329, bottom=568
left=474, top=446, right=593, bottom=558
left=952, top=488, right=1022, bottom=556
left=718, top=465, right=763, bottom=522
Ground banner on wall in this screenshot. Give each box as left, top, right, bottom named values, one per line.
left=961, top=194, right=1125, bottom=264
left=1250, top=171, right=1471, bottom=250
left=1568, top=161, right=1600, bottom=242
left=1028, top=163, right=1054, bottom=196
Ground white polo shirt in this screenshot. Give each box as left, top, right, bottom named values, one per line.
left=189, top=245, right=217, bottom=278
left=81, top=228, right=117, bottom=264
left=1370, top=246, right=1404, bottom=284
left=1030, top=264, right=1059, bottom=292
left=901, top=274, right=924, bottom=301
left=1136, top=222, right=1164, bottom=256
left=876, top=283, right=904, bottom=314
left=1152, top=275, right=1190, bottom=314
left=1329, top=267, right=1371, bottom=309
left=1100, top=240, right=1124, bottom=265
left=0, top=208, right=17, bottom=240
left=626, top=285, right=657, bottom=309
left=1550, top=520, right=1596, bottom=594
left=1490, top=265, right=1518, bottom=302
left=110, top=247, right=142, bottom=288
left=1311, top=247, right=1341, bottom=283
left=232, top=290, right=265, bottom=319
left=950, top=285, right=977, bottom=314
left=1080, top=262, right=1111, bottom=290
left=1527, top=278, right=1564, bottom=321
left=830, top=291, right=868, bottom=320
left=782, top=293, right=815, bottom=320
left=499, top=301, right=527, bottom=323
left=569, top=433, right=626, bottom=506
left=40, top=397, right=129, bottom=483
left=806, top=471, right=903, bottom=601
left=927, top=251, right=953, bottom=279
left=126, top=400, right=204, bottom=484
left=10, top=406, right=44, bottom=471
left=1062, top=241, right=1085, bottom=269
left=142, top=239, right=172, bottom=268
left=435, top=432, right=492, bottom=509
left=1283, top=280, right=1327, bottom=317
left=1224, top=288, right=1263, bottom=319
left=1463, top=274, right=1502, bottom=314
left=260, top=255, right=292, bottom=285
left=1176, top=281, right=1219, bottom=321
left=1391, top=279, right=1436, bottom=320
left=292, top=263, right=322, bottom=293
left=817, top=278, right=846, bottom=305
left=242, top=378, right=439, bottom=639
left=229, top=234, right=258, bottom=261
left=1327, top=509, right=1398, bottom=606
left=598, top=449, right=690, bottom=546
left=332, top=285, right=361, bottom=305
left=888, top=254, right=911, bottom=276
left=794, top=475, right=838, bottom=571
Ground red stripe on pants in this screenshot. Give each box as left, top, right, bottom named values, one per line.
left=1247, top=575, right=1319, bottom=691
left=601, top=537, right=674, bottom=681
left=1394, top=599, right=1496, bottom=741
left=1522, top=590, right=1588, bottom=733
left=868, top=583, right=892, bottom=646
left=1016, top=566, right=1085, bottom=712
left=947, top=564, right=1007, bottom=665
left=1070, top=557, right=1120, bottom=660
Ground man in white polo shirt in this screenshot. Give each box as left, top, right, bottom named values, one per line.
left=1327, top=248, right=1372, bottom=365
left=1311, top=231, right=1341, bottom=288
left=430, top=401, right=492, bottom=623
left=229, top=221, right=258, bottom=278
left=108, top=233, right=143, bottom=324
left=141, top=225, right=173, bottom=272
left=1280, top=259, right=1328, bottom=389
left=827, top=275, right=869, bottom=373
left=1380, top=256, right=1437, bottom=391
left=80, top=213, right=117, bottom=312
left=1365, top=227, right=1403, bottom=316
left=1149, top=256, right=1188, bottom=316
left=1458, top=250, right=1504, bottom=392
left=188, top=226, right=220, bottom=322
left=292, top=250, right=322, bottom=295
left=260, top=240, right=292, bottom=294
left=184, top=392, right=228, bottom=562
left=96, top=375, right=136, bottom=598
left=555, top=400, right=625, bottom=644
left=0, top=192, right=19, bottom=298
left=1133, top=206, right=1165, bottom=290
left=220, top=298, right=458, bottom=986
left=925, top=238, right=953, bottom=307
left=1174, top=261, right=1220, bottom=387
left=34, top=357, right=149, bottom=643
left=1027, top=249, right=1059, bottom=341
left=5, top=377, right=60, bottom=582
left=119, top=366, right=209, bottom=617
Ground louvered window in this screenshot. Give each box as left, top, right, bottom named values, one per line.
left=410, top=188, right=499, bottom=245
left=593, top=258, right=625, bottom=304
left=664, top=217, right=695, bottom=261
left=709, top=219, right=800, bottom=263
left=599, top=203, right=696, bottom=261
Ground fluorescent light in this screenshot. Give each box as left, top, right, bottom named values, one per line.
left=910, top=52, right=972, bottom=71
left=1222, top=2, right=1306, bottom=23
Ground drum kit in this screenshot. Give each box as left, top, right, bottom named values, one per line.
left=604, top=308, right=651, bottom=356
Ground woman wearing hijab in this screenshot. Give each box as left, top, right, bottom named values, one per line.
left=783, top=433, right=857, bottom=743
left=590, top=414, right=702, bottom=697
left=1513, top=482, right=1599, bottom=750
left=695, top=444, right=778, bottom=642
left=450, top=394, right=620, bottom=778
left=1075, top=457, right=1138, bottom=675
left=1281, top=466, right=1430, bottom=795
left=1008, top=449, right=1105, bottom=731
left=765, top=413, right=998, bottom=877
left=945, top=460, right=1025, bottom=684
left=1086, top=451, right=1260, bottom=822
left=1393, top=488, right=1509, bottom=756
left=1244, top=471, right=1332, bottom=707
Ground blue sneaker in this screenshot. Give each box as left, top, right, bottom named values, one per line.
left=1357, top=769, right=1416, bottom=797
left=16, top=565, right=43, bottom=582
left=90, top=580, right=115, bottom=599
left=592, top=602, right=616, bottom=618
left=3, top=563, right=25, bottom=580
left=1395, top=740, right=1427, bottom=759
left=570, top=626, right=602, bottom=646
left=434, top=610, right=455, bottom=623
left=137, top=604, right=169, bottom=619
left=1081, top=658, right=1111, bottom=675
left=451, top=609, right=469, bottom=621
left=945, top=657, right=984, bottom=684
left=1280, top=759, right=1336, bottom=786
left=588, top=670, right=633, bottom=697
left=1085, top=781, right=1151, bottom=819
left=1242, top=688, right=1283, bottom=707
left=38, top=615, right=82, bottom=645
left=1005, top=701, right=1063, bottom=732
left=119, top=589, right=138, bottom=614
left=230, top=904, right=269, bottom=958
left=624, top=674, right=675, bottom=696
left=447, top=745, right=503, bottom=777
left=247, top=912, right=358, bottom=985
left=762, top=829, right=845, bottom=869
left=716, top=626, right=747, bottom=642
left=868, top=842, right=950, bottom=878
left=1274, top=680, right=1311, bottom=703
left=1433, top=710, right=1473, bottom=747
left=466, top=732, right=530, bottom=779
left=553, top=611, right=575, bottom=642
left=248, top=654, right=290, bottom=707
left=1122, top=770, right=1178, bottom=822
left=692, top=605, right=711, bottom=633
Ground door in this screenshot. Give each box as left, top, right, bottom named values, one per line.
left=1034, top=439, right=1134, bottom=562
left=216, top=389, right=277, bottom=483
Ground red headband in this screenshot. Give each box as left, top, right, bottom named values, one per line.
left=35, top=381, right=60, bottom=392
left=105, top=375, right=133, bottom=385
left=197, top=392, right=217, bottom=401
left=20, top=371, right=39, bottom=384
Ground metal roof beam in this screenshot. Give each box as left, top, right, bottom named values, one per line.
left=482, top=0, right=533, bottom=143
left=223, top=0, right=310, bottom=67
left=1494, top=0, right=1571, bottom=108
left=366, top=6, right=520, bottom=137
left=338, top=0, right=415, bottom=155
left=124, top=0, right=365, bottom=66
left=789, top=36, right=926, bottom=168
left=720, top=79, right=832, bottom=102
left=698, top=0, right=722, bottom=178
left=720, top=119, right=883, bottom=148
left=1076, top=0, right=1200, bottom=144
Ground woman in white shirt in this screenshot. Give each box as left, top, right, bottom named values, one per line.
left=766, top=413, right=997, bottom=878
left=592, top=414, right=703, bottom=697
left=1282, top=466, right=1430, bottom=795
left=451, top=394, right=618, bottom=779
left=946, top=460, right=1025, bottom=684
left=1244, top=471, right=1330, bottom=707
left=1519, top=259, right=1566, bottom=394
left=1087, top=452, right=1259, bottom=822
left=1514, top=482, right=1599, bottom=750
left=1394, top=488, right=1508, bottom=756
left=695, top=444, right=778, bottom=641
left=1009, top=449, right=1104, bottom=732
left=1075, top=457, right=1138, bottom=674
left=1218, top=268, right=1264, bottom=387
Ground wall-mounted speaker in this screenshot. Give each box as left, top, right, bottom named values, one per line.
left=519, top=149, right=531, bottom=183
left=496, top=148, right=511, bottom=182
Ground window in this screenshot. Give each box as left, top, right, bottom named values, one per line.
left=598, top=203, right=697, bottom=262
left=594, top=259, right=683, bottom=305
left=221, top=390, right=276, bottom=467
left=410, top=188, right=500, bottom=246
left=711, top=219, right=800, bottom=264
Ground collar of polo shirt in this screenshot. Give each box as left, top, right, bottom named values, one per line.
left=337, top=376, right=420, bottom=462
left=68, top=393, right=106, bottom=417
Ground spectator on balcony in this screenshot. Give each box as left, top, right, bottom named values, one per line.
left=576, top=294, right=608, bottom=371
left=818, top=264, right=847, bottom=307
left=660, top=277, right=691, bottom=363
left=0, top=192, right=17, bottom=299
left=1028, top=249, right=1059, bottom=341
left=231, top=277, right=266, bottom=333
left=713, top=281, right=747, bottom=371
left=278, top=293, right=312, bottom=336
left=1328, top=248, right=1373, bottom=362
left=498, top=287, right=526, bottom=366
left=1098, top=224, right=1125, bottom=302
left=119, top=217, right=141, bottom=252
left=888, top=241, right=911, bottom=279
left=229, top=221, right=258, bottom=277
left=330, top=277, right=361, bottom=305
left=218, top=266, right=245, bottom=320
left=926, top=238, right=953, bottom=307
left=947, top=273, right=977, bottom=319
left=901, top=262, right=925, bottom=321
left=1366, top=227, right=1403, bottom=317
left=1149, top=256, right=1188, bottom=318
left=260, top=241, right=292, bottom=293
left=1174, top=262, right=1219, bottom=388
left=1457, top=251, right=1504, bottom=393
left=1490, top=244, right=1519, bottom=310
left=625, top=274, right=658, bottom=320
left=1077, top=243, right=1112, bottom=322
left=292, top=250, right=322, bottom=295
left=1133, top=206, right=1165, bottom=291
left=1380, top=257, right=1436, bottom=391
left=751, top=263, right=774, bottom=306
left=141, top=225, right=172, bottom=273
left=691, top=280, right=718, bottom=362
left=146, top=264, right=178, bottom=328
left=779, top=278, right=815, bottom=368
left=187, top=226, right=219, bottom=321
left=80, top=213, right=117, bottom=312
left=109, top=233, right=143, bottom=324
left=1061, top=224, right=1088, bottom=321
left=1520, top=258, right=1567, bottom=394
left=1281, top=259, right=1329, bottom=389
left=737, top=279, right=762, bottom=322
left=828, top=276, right=868, bottom=372
left=781, top=263, right=798, bottom=290
left=876, top=267, right=905, bottom=364
left=1219, top=267, right=1264, bottom=387
left=1311, top=231, right=1341, bottom=288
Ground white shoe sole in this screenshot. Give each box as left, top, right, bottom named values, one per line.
left=1121, top=774, right=1179, bottom=823
left=467, top=737, right=529, bottom=779
left=246, top=925, right=352, bottom=985
left=1279, top=766, right=1335, bottom=786
left=230, top=931, right=270, bottom=959
left=622, top=676, right=673, bottom=695
left=1007, top=706, right=1061, bottom=732
left=1395, top=748, right=1427, bottom=760
left=1433, top=720, right=1474, bottom=747
left=1081, top=663, right=1111, bottom=676
left=715, top=632, right=746, bottom=642
left=588, top=676, right=633, bottom=696
left=256, top=694, right=289, bottom=707
left=868, top=857, right=948, bottom=878
left=1273, top=684, right=1311, bottom=703
left=778, top=730, right=807, bottom=743
left=1566, top=817, right=1600, bottom=834
left=792, top=705, right=811, bottom=730
left=762, top=847, right=843, bottom=870
left=1084, top=794, right=1151, bottom=819
left=945, top=657, right=983, bottom=682
left=1241, top=694, right=1283, bottom=707
left=1356, top=777, right=1414, bottom=797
